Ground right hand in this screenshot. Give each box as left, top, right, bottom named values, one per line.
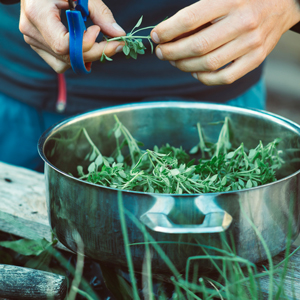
left=19, top=0, right=126, bottom=73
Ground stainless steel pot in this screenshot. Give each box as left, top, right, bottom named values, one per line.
left=38, top=102, right=300, bottom=273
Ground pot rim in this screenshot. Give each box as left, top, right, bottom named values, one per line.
left=38, top=101, right=300, bottom=197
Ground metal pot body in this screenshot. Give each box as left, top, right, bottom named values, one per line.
left=39, top=102, right=300, bottom=273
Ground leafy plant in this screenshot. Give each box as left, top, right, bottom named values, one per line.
left=116, top=192, right=300, bottom=300
left=100, top=15, right=158, bottom=62
left=0, top=238, right=50, bottom=256
left=76, top=115, right=284, bottom=194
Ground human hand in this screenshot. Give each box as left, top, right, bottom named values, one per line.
left=19, top=0, right=125, bottom=73
left=151, top=0, right=300, bottom=85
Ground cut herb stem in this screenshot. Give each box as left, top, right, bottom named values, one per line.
left=77, top=115, right=284, bottom=194
left=100, top=16, right=157, bottom=62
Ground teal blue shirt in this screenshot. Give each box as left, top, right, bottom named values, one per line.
left=0, top=1, right=262, bottom=114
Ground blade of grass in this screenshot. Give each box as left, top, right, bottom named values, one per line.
left=71, top=287, right=95, bottom=300
left=67, top=232, right=85, bottom=300
left=99, top=263, right=134, bottom=300
left=170, top=276, right=188, bottom=300
left=274, top=198, right=296, bottom=300
left=141, top=225, right=154, bottom=300
left=192, top=263, right=199, bottom=297
left=205, top=268, right=282, bottom=300
left=245, top=264, right=258, bottom=299
left=124, top=209, right=181, bottom=279
left=118, top=191, right=140, bottom=300
left=274, top=245, right=300, bottom=269
left=45, top=245, right=100, bottom=300
left=177, top=278, right=218, bottom=296
left=199, top=278, right=208, bottom=299
left=129, top=241, right=236, bottom=257
left=222, top=257, right=231, bottom=300
left=171, top=276, right=202, bottom=300
left=238, top=199, right=274, bottom=300
left=220, top=232, right=254, bottom=297
left=219, top=231, right=253, bottom=298
left=207, top=280, right=224, bottom=300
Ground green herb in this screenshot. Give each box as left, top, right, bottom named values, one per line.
left=0, top=238, right=50, bottom=256
left=76, top=116, right=284, bottom=194
left=100, top=16, right=159, bottom=62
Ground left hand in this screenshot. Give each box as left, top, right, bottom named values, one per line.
left=151, top=0, right=300, bottom=85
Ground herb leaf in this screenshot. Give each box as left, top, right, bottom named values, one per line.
left=76, top=116, right=284, bottom=194
left=123, top=45, right=130, bottom=56
left=133, top=15, right=143, bottom=30
left=101, top=15, right=163, bottom=62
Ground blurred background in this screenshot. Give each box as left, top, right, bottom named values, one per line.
left=265, top=30, right=300, bottom=124
left=266, top=29, right=300, bottom=246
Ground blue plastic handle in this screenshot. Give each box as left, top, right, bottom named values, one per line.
left=66, top=0, right=91, bottom=75
left=74, top=0, right=89, bottom=21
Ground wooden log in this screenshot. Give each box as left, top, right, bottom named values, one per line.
left=0, top=264, right=67, bottom=300
left=0, top=162, right=69, bottom=252
left=257, top=245, right=300, bottom=299
left=0, top=162, right=48, bottom=223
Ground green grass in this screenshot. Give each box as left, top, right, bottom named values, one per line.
left=112, top=191, right=300, bottom=300
left=0, top=193, right=299, bottom=300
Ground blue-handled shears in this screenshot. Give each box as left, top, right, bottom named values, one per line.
left=66, top=0, right=91, bottom=75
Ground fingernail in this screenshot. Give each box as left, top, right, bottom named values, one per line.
left=156, top=47, right=164, bottom=60
left=112, top=22, right=125, bottom=33
left=211, top=16, right=225, bottom=24
left=115, top=45, right=123, bottom=53
left=192, top=73, right=198, bottom=80
left=152, top=31, right=160, bottom=43
left=170, top=61, right=176, bottom=67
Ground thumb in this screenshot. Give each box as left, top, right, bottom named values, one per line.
left=89, top=0, right=126, bottom=37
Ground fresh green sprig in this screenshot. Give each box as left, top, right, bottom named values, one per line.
left=100, top=16, right=155, bottom=62
left=76, top=116, right=284, bottom=194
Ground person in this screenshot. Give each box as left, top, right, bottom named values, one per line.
left=0, top=0, right=300, bottom=171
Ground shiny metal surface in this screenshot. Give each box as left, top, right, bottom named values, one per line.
left=38, top=102, right=300, bottom=273
left=140, top=196, right=233, bottom=234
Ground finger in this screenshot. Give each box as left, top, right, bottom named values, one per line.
left=151, top=0, right=230, bottom=44
left=20, top=0, right=76, bottom=55
left=25, top=35, right=71, bottom=64
left=168, top=23, right=211, bottom=42
left=156, top=16, right=242, bottom=61
left=23, top=19, right=99, bottom=58
left=20, top=24, right=48, bottom=48
left=82, top=25, right=100, bottom=52
left=83, top=40, right=124, bottom=62
left=89, top=0, right=126, bottom=37
left=25, top=16, right=99, bottom=59
left=19, top=12, right=48, bottom=46
left=173, top=31, right=260, bottom=72
left=193, top=49, right=266, bottom=86
left=31, top=45, right=70, bottom=73
left=30, top=9, right=70, bottom=55
left=55, top=0, right=70, bottom=10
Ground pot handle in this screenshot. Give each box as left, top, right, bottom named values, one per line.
left=140, top=211, right=232, bottom=234
left=139, top=196, right=233, bottom=234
